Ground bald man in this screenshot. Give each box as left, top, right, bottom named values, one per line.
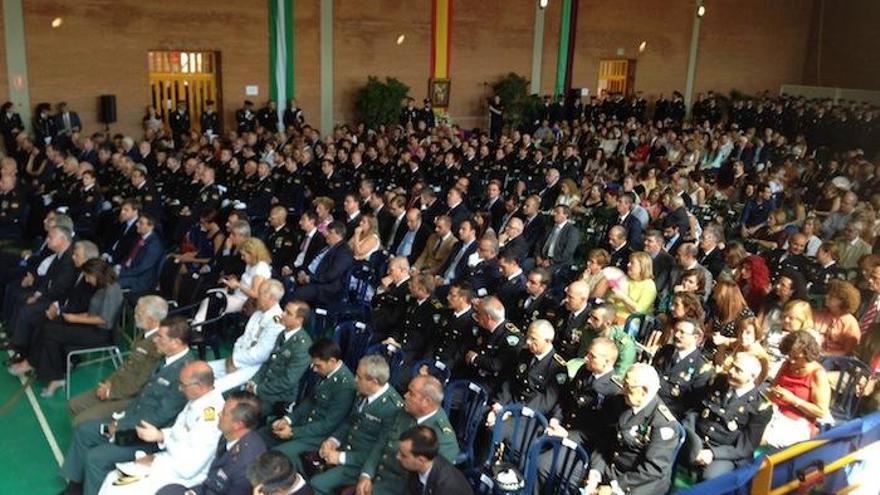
left=553, top=280, right=592, bottom=360
left=764, top=232, right=811, bottom=282
left=98, top=361, right=226, bottom=494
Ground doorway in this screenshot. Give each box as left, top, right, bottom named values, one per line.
left=148, top=50, right=221, bottom=133
left=597, top=58, right=636, bottom=95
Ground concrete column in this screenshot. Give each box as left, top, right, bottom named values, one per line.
left=3, top=0, right=31, bottom=131
left=320, top=0, right=333, bottom=135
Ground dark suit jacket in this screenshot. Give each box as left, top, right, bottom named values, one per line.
left=388, top=214, right=409, bottom=252
left=394, top=224, right=431, bottom=265
left=405, top=456, right=474, bottom=495
left=307, top=242, right=355, bottom=305
left=344, top=213, right=362, bottom=240
left=196, top=431, right=267, bottom=495
left=521, top=214, right=547, bottom=251
left=699, top=248, right=726, bottom=279
left=652, top=250, right=676, bottom=296
left=618, top=213, right=644, bottom=250
left=119, top=233, right=164, bottom=293
left=536, top=222, right=580, bottom=266
left=108, top=220, right=140, bottom=264
left=446, top=203, right=471, bottom=231
left=295, top=231, right=327, bottom=269
left=499, top=235, right=529, bottom=264
left=437, top=240, right=477, bottom=283
left=376, top=206, right=396, bottom=247
left=53, top=111, right=81, bottom=134
left=483, top=197, right=506, bottom=232
left=39, top=247, right=77, bottom=303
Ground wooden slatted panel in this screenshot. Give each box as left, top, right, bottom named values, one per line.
left=148, top=51, right=219, bottom=133
left=598, top=59, right=636, bottom=96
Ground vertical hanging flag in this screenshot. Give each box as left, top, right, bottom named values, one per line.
left=555, top=0, right=575, bottom=98
left=430, top=0, right=453, bottom=109
left=269, top=0, right=295, bottom=126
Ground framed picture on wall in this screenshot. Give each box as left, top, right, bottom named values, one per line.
left=429, top=78, right=451, bottom=107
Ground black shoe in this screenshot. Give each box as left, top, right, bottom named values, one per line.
left=7, top=352, right=25, bottom=365
left=60, top=481, right=83, bottom=495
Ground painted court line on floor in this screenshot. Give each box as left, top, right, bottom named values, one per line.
left=8, top=350, right=64, bottom=466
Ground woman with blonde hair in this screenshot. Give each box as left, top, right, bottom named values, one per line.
left=312, top=196, right=335, bottom=235
left=707, top=280, right=754, bottom=352
left=815, top=279, right=861, bottom=357
left=349, top=214, right=380, bottom=261
left=611, top=251, right=656, bottom=322
left=765, top=299, right=819, bottom=376
left=556, top=178, right=582, bottom=208
left=580, top=248, right=610, bottom=299
left=194, top=237, right=273, bottom=322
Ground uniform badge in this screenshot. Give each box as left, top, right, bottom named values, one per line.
left=204, top=407, right=217, bottom=421
left=555, top=373, right=567, bottom=385
left=727, top=420, right=738, bottom=432
left=671, top=384, right=681, bottom=397
left=506, top=335, right=520, bottom=347
left=659, top=427, right=675, bottom=440
left=157, top=377, right=170, bottom=386
left=518, top=363, right=527, bottom=373
left=702, top=408, right=710, bottom=419
left=433, top=314, right=441, bottom=323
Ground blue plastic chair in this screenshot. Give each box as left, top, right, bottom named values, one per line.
left=484, top=404, right=549, bottom=472
left=442, top=380, right=489, bottom=468
left=411, top=358, right=452, bottom=385
left=308, top=306, right=334, bottom=340
left=333, top=321, right=373, bottom=370
left=821, top=356, right=872, bottom=421
left=364, top=342, right=405, bottom=385
left=522, top=436, right=590, bottom=495
left=624, top=312, right=649, bottom=340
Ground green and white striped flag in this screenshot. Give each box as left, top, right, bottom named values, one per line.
left=269, top=0, right=295, bottom=129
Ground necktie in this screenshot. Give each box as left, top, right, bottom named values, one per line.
left=356, top=396, right=368, bottom=413
left=64, top=113, right=71, bottom=132
left=432, top=236, right=443, bottom=254
left=126, top=237, right=146, bottom=266
left=860, top=295, right=879, bottom=333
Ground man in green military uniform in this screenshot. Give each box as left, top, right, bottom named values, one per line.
left=67, top=295, right=169, bottom=425
left=260, top=338, right=356, bottom=465
left=579, top=302, right=637, bottom=378
left=59, top=317, right=194, bottom=495
left=306, top=355, right=403, bottom=494
left=352, top=375, right=459, bottom=495
left=246, top=300, right=313, bottom=416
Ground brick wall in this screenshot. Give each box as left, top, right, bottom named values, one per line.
left=20, top=0, right=269, bottom=137
left=1, top=0, right=864, bottom=137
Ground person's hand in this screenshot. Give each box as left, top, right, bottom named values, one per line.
left=96, top=382, right=111, bottom=401
left=225, top=357, right=238, bottom=374
left=597, top=485, right=614, bottom=495
left=355, top=476, right=373, bottom=495
left=695, top=449, right=714, bottom=466
left=107, top=421, right=118, bottom=437
left=20, top=273, right=34, bottom=287
left=712, top=333, right=730, bottom=347
left=322, top=448, right=341, bottom=466
left=136, top=420, right=164, bottom=443
left=281, top=266, right=292, bottom=277
left=135, top=454, right=155, bottom=467
left=26, top=295, right=39, bottom=305
left=465, top=350, right=478, bottom=364
left=319, top=439, right=337, bottom=460
left=486, top=410, right=497, bottom=428
left=272, top=420, right=293, bottom=440
left=380, top=275, right=393, bottom=288
left=769, top=385, right=797, bottom=404
left=418, top=365, right=430, bottom=376
left=20, top=250, right=32, bottom=260
left=46, top=304, right=59, bottom=320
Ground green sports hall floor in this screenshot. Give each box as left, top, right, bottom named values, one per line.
left=0, top=347, right=115, bottom=494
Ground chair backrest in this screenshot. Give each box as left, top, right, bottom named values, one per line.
left=522, top=436, right=589, bottom=495
left=821, top=356, right=872, bottom=421
left=624, top=313, right=648, bottom=340
left=411, top=359, right=452, bottom=385
left=309, top=306, right=334, bottom=340
left=333, top=321, right=373, bottom=370
left=485, top=404, right=549, bottom=471
left=442, top=380, right=489, bottom=467
left=364, top=342, right=405, bottom=385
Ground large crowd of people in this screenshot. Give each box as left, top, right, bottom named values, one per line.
left=0, top=87, right=879, bottom=495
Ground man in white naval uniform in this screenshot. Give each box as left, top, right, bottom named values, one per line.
left=207, top=279, right=285, bottom=391
left=97, top=361, right=226, bottom=494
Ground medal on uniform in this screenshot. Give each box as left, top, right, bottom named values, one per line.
left=727, top=420, right=738, bottom=432
left=671, top=384, right=681, bottom=397
left=702, top=408, right=710, bottom=419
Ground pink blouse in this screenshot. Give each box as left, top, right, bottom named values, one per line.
left=815, top=312, right=861, bottom=356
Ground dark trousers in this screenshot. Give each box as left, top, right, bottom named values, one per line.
left=9, top=296, right=50, bottom=353
left=33, top=320, right=110, bottom=381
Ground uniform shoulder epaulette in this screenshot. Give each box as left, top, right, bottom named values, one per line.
left=610, top=376, right=624, bottom=389
left=505, top=322, right=521, bottom=333
left=699, top=359, right=714, bottom=374
left=203, top=406, right=217, bottom=421
left=431, top=299, right=444, bottom=310
left=657, top=404, right=676, bottom=422
left=552, top=354, right=567, bottom=366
